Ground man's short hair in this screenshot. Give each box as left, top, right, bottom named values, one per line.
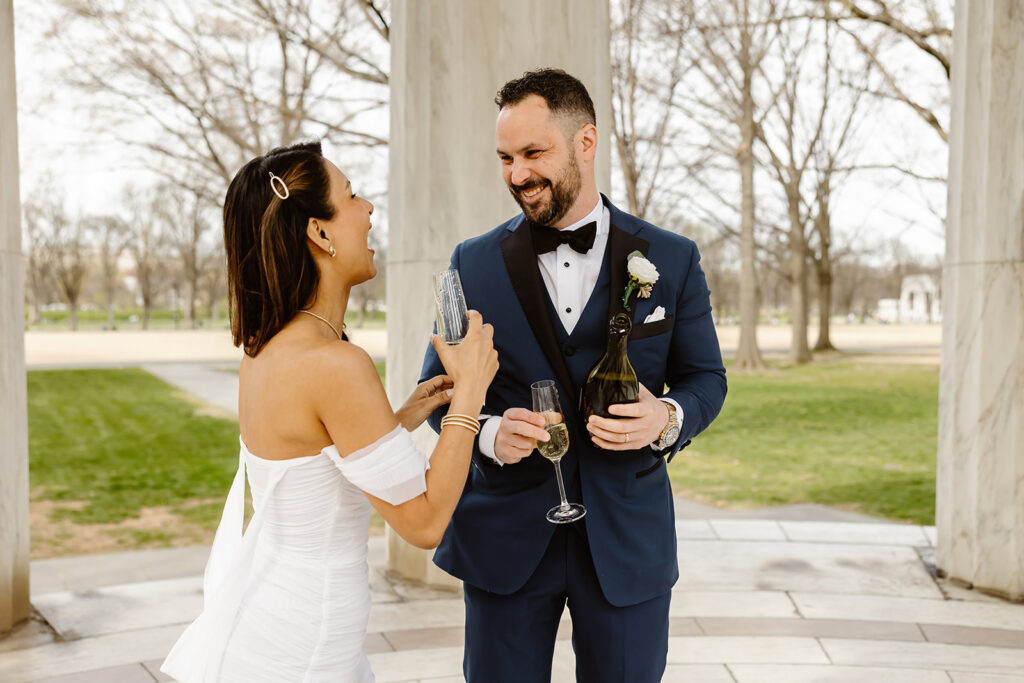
left=495, top=68, right=596, bottom=134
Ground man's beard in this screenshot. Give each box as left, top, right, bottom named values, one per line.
left=509, top=155, right=582, bottom=226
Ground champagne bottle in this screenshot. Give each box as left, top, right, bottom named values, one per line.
left=582, top=313, right=639, bottom=421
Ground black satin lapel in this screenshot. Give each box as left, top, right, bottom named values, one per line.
left=606, top=223, right=651, bottom=325
left=500, top=222, right=576, bottom=396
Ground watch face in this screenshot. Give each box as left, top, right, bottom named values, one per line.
left=665, top=426, right=681, bottom=443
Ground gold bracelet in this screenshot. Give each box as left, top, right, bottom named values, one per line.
left=441, top=415, right=480, bottom=434
left=441, top=413, right=481, bottom=435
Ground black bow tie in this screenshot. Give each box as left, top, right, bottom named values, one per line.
left=530, top=221, right=597, bottom=255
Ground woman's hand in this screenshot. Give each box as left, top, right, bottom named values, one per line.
left=396, top=375, right=454, bottom=431
left=432, top=310, right=499, bottom=409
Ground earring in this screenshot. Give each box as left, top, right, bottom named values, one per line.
left=329, top=245, right=336, bottom=258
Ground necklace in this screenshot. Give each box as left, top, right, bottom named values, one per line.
left=298, top=309, right=343, bottom=340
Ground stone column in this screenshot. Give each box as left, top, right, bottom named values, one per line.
left=936, top=0, right=1024, bottom=601
left=0, top=0, right=31, bottom=633
left=387, top=0, right=611, bottom=586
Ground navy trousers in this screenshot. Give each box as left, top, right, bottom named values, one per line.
left=462, top=524, right=671, bottom=682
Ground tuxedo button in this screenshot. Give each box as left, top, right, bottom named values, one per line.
left=565, top=307, right=572, bottom=314
left=564, top=345, right=576, bottom=356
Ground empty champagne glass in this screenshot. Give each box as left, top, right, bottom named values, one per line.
left=433, top=269, right=469, bottom=344
left=531, top=380, right=586, bottom=524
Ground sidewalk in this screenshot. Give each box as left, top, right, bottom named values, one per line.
left=11, top=324, right=1011, bottom=681
left=3, top=520, right=1024, bottom=682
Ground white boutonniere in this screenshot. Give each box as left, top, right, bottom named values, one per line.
left=623, top=250, right=659, bottom=312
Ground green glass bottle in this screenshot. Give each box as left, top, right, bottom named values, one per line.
left=582, top=313, right=639, bottom=420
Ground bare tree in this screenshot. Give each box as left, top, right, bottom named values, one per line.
left=21, top=204, right=52, bottom=326
left=684, top=0, right=792, bottom=370
left=125, top=187, right=171, bottom=330
left=54, top=0, right=389, bottom=197
left=199, top=244, right=227, bottom=324
left=805, top=13, right=872, bottom=351
left=155, top=187, right=214, bottom=329
left=611, top=0, right=694, bottom=221
left=23, top=197, right=91, bottom=331
left=756, top=14, right=847, bottom=363
left=88, top=214, right=132, bottom=329
left=811, top=0, right=951, bottom=141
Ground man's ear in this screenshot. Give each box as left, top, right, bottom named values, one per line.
left=577, top=123, right=598, bottom=163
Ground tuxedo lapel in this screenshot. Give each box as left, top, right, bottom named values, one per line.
left=500, top=220, right=575, bottom=397
left=606, top=222, right=651, bottom=325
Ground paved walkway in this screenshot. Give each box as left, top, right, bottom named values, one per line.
left=12, top=324, right=1015, bottom=681
left=3, top=520, right=1024, bottom=682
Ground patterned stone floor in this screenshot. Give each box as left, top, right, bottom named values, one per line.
left=3, top=519, right=1023, bottom=683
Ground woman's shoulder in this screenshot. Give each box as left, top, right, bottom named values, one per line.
left=245, top=333, right=380, bottom=397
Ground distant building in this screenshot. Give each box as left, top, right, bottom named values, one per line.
left=900, top=274, right=941, bottom=323
left=876, top=274, right=941, bottom=323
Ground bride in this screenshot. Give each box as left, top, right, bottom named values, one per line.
left=161, top=141, right=498, bottom=682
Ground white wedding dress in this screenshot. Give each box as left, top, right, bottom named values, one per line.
left=161, top=426, right=429, bottom=682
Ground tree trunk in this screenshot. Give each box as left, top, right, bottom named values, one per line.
left=357, top=298, right=367, bottom=328
left=69, top=301, right=79, bottom=331
left=733, top=13, right=765, bottom=371
left=813, top=264, right=836, bottom=351
left=142, top=300, right=151, bottom=330
left=186, top=277, right=197, bottom=329
left=787, top=196, right=811, bottom=363
left=107, top=288, right=116, bottom=330
left=812, top=177, right=836, bottom=352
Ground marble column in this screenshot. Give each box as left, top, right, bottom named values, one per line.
left=0, top=0, right=31, bottom=633
left=387, top=0, right=611, bottom=586
left=936, top=0, right=1024, bottom=601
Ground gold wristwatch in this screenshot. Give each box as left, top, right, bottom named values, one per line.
left=653, top=401, right=680, bottom=451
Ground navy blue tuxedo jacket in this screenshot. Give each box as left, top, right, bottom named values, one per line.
left=419, top=196, right=726, bottom=607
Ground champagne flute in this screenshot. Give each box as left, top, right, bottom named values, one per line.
left=531, top=380, right=586, bottom=524
left=433, top=269, right=469, bottom=344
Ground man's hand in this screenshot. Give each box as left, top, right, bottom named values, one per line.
left=493, top=407, right=548, bottom=464
left=586, top=383, right=669, bottom=451
left=395, top=375, right=454, bottom=432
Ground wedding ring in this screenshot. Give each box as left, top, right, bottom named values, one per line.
left=624, top=432, right=630, bottom=444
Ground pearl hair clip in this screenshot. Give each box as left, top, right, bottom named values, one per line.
left=269, top=172, right=290, bottom=200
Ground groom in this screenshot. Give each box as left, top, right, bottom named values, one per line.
left=420, top=69, right=726, bottom=681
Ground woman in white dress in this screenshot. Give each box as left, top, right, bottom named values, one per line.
left=161, top=141, right=498, bottom=682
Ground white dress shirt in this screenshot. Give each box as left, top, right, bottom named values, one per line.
left=479, top=199, right=681, bottom=464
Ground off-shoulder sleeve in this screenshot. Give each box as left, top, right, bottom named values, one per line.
left=323, top=426, right=430, bottom=506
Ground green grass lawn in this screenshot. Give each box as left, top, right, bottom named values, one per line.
left=27, top=357, right=938, bottom=557
left=28, top=369, right=240, bottom=554
left=669, top=359, right=939, bottom=525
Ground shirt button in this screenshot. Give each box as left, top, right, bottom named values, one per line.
left=565, top=307, right=572, bottom=314
left=563, top=262, right=570, bottom=268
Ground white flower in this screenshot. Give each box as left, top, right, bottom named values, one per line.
left=627, top=254, right=659, bottom=285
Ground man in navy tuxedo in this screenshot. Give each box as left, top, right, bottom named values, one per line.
left=420, top=68, right=726, bottom=682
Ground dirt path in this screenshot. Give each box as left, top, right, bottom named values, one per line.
left=25, top=323, right=940, bottom=366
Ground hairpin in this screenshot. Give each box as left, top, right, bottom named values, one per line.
left=269, top=172, right=290, bottom=200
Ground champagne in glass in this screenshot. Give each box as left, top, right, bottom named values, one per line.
left=433, top=269, right=469, bottom=344
left=531, top=380, right=586, bottom=524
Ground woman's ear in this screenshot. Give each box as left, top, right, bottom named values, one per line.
left=307, top=218, right=331, bottom=255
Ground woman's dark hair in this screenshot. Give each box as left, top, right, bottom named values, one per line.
left=224, top=141, right=335, bottom=356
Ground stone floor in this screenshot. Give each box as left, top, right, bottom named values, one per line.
left=2, top=519, right=1023, bottom=682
